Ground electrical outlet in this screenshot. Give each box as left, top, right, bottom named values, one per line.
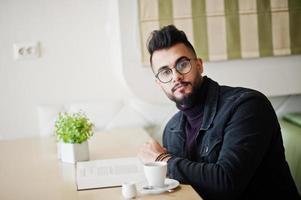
left=13, top=42, right=41, bottom=60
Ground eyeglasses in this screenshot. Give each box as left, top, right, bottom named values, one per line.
left=155, top=58, right=196, bottom=83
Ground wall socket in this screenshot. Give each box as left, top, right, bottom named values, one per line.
left=13, top=42, right=41, bottom=60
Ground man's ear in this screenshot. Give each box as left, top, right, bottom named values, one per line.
left=196, top=58, right=203, bottom=74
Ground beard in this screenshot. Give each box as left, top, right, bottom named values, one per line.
left=165, top=76, right=203, bottom=110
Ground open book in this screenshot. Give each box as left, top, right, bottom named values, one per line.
left=76, top=157, right=146, bottom=190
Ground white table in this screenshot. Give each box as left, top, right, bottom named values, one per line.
left=0, top=128, right=202, bottom=200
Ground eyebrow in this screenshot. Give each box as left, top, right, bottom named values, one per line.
left=157, top=56, right=189, bottom=73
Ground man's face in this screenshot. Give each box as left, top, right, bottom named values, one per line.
left=152, top=43, right=204, bottom=106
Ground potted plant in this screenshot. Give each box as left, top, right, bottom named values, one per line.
left=54, top=111, right=94, bottom=164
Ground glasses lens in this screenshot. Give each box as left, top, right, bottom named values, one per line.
left=156, top=58, right=193, bottom=83
left=158, top=68, right=172, bottom=83
left=176, top=60, right=191, bottom=74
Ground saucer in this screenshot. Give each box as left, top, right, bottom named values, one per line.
left=138, top=178, right=180, bottom=194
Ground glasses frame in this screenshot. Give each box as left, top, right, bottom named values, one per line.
left=155, top=58, right=197, bottom=83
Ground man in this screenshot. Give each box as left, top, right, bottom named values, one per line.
left=137, top=25, right=300, bottom=200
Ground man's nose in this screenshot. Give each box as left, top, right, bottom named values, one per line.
left=171, top=68, right=183, bottom=82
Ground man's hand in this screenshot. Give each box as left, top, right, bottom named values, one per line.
left=137, top=138, right=167, bottom=163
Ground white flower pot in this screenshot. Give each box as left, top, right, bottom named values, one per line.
left=57, top=142, right=61, bottom=159
left=60, top=141, right=89, bottom=164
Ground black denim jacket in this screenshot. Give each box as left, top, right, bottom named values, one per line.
left=163, top=77, right=300, bottom=200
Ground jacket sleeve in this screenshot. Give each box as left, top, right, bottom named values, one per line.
left=163, top=92, right=280, bottom=199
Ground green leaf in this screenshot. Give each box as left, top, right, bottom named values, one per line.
left=54, top=111, right=94, bottom=144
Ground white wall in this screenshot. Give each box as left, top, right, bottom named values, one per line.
left=0, top=0, right=133, bottom=139
left=119, top=0, right=301, bottom=104
left=1, top=0, right=300, bottom=139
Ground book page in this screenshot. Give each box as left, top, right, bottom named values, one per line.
left=76, top=157, right=145, bottom=190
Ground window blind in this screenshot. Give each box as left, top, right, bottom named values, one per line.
left=138, top=0, right=301, bottom=64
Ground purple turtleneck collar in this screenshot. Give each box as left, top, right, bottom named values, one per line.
left=176, top=76, right=208, bottom=118
left=176, top=76, right=208, bottom=160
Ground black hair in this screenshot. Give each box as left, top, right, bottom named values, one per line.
left=147, top=25, right=196, bottom=70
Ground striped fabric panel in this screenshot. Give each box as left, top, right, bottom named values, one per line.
left=159, top=0, right=174, bottom=26
left=289, top=0, right=301, bottom=54
left=239, top=0, right=260, bottom=58
left=225, top=0, right=241, bottom=59
left=138, top=0, right=160, bottom=63
left=257, top=0, right=273, bottom=57
left=138, top=0, right=301, bottom=64
left=206, top=0, right=227, bottom=61
left=271, top=0, right=290, bottom=55
left=173, top=0, right=194, bottom=54
left=191, top=0, right=209, bottom=61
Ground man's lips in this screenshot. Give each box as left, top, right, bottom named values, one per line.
left=172, top=82, right=190, bottom=93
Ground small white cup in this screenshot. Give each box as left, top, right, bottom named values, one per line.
left=122, top=182, right=137, bottom=199
left=143, top=161, right=167, bottom=188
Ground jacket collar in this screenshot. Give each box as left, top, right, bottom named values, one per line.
left=200, top=77, right=219, bottom=130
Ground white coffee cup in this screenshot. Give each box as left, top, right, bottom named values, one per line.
left=143, top=161, right=167, bottom=188
left=122, top=182, right=137, bottom=199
